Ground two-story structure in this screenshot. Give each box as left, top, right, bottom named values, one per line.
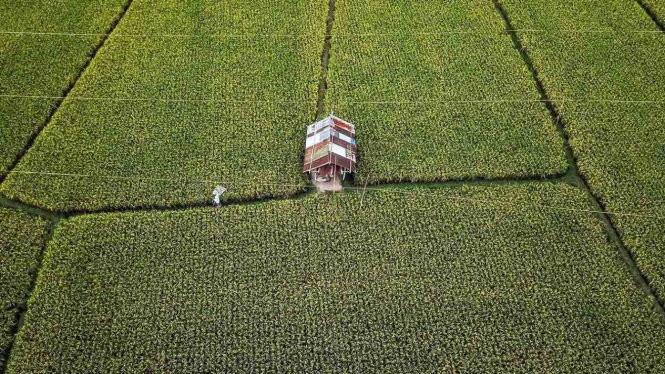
left=303, top=114, right=356, bottom=182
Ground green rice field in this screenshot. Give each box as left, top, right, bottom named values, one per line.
left=1, top=0, right=664, bottom=372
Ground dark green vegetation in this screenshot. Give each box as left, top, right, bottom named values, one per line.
left=325, top=0, right=567, bottom=185
left=7, top=184, right=665, bottom=372
left=641, top=0, right=665, bottom=24
left=0, top=0, right=330, bottom=211
left=0, top=0, right=130, bottom=177
left=501, top=0, right=665, bottom=302
left=0, top=208, right=50, bottom=368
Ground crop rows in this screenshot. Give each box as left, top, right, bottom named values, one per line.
left=0, top=208, right=49, bottom=368
left=0, top=100, right=315, bottom=211
left=116, top=0, right=329, bottom=36
left=8, top=183, right=665, bottom=372
left=500, top=0, right=665, bottom=301
left=324, top=0, right=567, bottom=185
left=0, top=0, right=330, bottom=212
left=334, top=102, right=566, bottom=184
left=0, top=0, right=130, bottom=177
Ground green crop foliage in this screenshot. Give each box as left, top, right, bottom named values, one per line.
left=8, top=183, right=665, bottom=372
left=642, top=0, right=665, bottom=23
left=1, top=101, right=314, bottom=211
left=0, top=208, right=49, bottom=368
left=332, top=0, right=504, bottom=34
left=500, top=0, right=665, bottom=301
left=0, top=0, right=330, bottom=211
left=117, top=0, right=328, bottom=36
left=325, top=0, right=568, bottom=185
left=565, top=102, right=665, bottom=304
left=0, top=0, right=130, bottom=176
left=340, top=102, right=565, bottom=185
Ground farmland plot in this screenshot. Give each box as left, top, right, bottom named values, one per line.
left=0, top=208, right=49, bottom=368
left=325, top=0, right=568, bottom=185
left=0, top=0, right=329, bottom=211
left=0, top=0, right=130, bottom=177
left=565, top=103, right=665, bottom=304
left=500, top=0, right=665, bottom=301
left=8, top=184, right=665, bottom=372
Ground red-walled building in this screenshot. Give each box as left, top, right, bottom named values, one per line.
left=303, top=114, right=356, bottom=182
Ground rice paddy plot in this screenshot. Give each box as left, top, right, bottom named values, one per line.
left=0, top=0, right=330, bottom=211
left=0, top=101, right=313, bottom=212
left=7, top=183, right=665, bottom=372
left=0, top=0, right=130, bottom=176
left=331, top=102, right=567, bottom=185
left=117, top=0, right=328, bottom=36
left=501, top=0, right=665, bottom=302
left=0, top=207, right=50, bottom=368
left=332, top=0, right=505, bottom=34
left=325, top=0, right=567, bottom=185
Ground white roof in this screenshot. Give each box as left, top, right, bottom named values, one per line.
left=306, top=114, right=355, bottom=136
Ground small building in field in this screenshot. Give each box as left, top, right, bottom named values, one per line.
left=303, top=113, right=356, bottom=183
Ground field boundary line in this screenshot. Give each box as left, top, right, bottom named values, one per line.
left=2, top=30, right=664, bottom=38
left=315, top=0, right=336, bottom=121
left=2, top=95, right=664, bottom=105
left=636, top=0, right=665, bottom=33
left=359, top=173, right=371, bottom=209
left=0, top=95, right=317, bottom=104
left=493, top=0, right=665, bottom=323
left=2, top=169, right=665, bottom=220
left=0, top=195, right=65, bottom=223
left=0, top=0, right=135, bottom=188
left=0, top=212, right=61, bottom=374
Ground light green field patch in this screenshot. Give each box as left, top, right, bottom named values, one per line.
left=1, top=0, right=330, bottom=211
left=332, top=0, right=505, bottom=34
left=118, top=0, right=328, bottom=35
left=333, top=102, right=565, bottom=184
left=0, top=0, right=129, bottom=175
left=325, top=0, right=567, bottom=184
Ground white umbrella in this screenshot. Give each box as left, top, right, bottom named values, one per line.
left=212, top=185, right=227, bottom=205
